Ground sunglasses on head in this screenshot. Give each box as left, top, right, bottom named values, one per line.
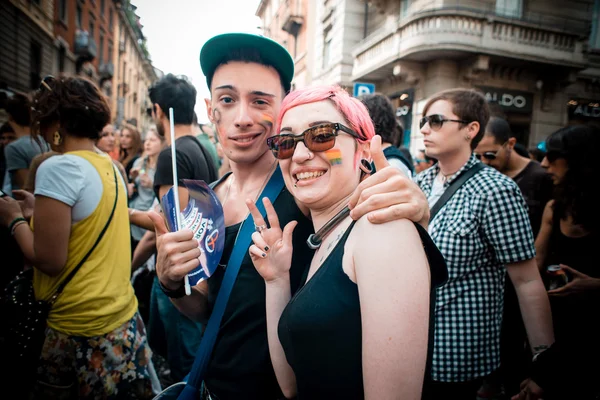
left=266, top=123, right=364, bottom=160
left=39, top=75, right=56, bottom=92
left=419, top=114, right=471, bottom=131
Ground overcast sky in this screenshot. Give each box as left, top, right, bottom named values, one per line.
left=134, top=0, right=263, bottom=124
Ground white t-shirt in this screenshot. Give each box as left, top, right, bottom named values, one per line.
left=35, top=153, right=126, bottom=222
left=388, top=157, right=414, bottom=180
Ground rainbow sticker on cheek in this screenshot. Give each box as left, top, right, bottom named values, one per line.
left=325, top=149, right=343, bottom=165
left=261, top=113, right=274, bottom=128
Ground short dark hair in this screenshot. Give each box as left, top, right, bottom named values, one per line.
left=148, top=74, right=196, bottom=125
left=4, top=93, right=31, bottom=126
left=359, top=93, right=399, bottom=146
left=485, top=117, right=512, bottom=144
left=31, top=76, right=110, bottom=140
left=207, top=47, right=288, bottom=94
left=423, top=88, right=490, bottom=150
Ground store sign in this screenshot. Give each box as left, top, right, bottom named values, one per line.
left=478, top=86, right=533, bottom=113
left=568, top=99, right=600, bottom=119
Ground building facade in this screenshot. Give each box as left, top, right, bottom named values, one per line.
left=256, top=0, right=316, bottom=90
left=111, top=1, right=156, bottom=131
left=0, top=0, right=56, bottom=94
left=259, top=0, right=600, bottom=151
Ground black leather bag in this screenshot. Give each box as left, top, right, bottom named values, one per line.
left=2, top=166, right=119, bottom=376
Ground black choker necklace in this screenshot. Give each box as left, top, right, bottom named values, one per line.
left=306, top=205, right=351, bottom=249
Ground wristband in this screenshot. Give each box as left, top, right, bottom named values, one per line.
left=158, top=279, right=186, bottom=299
left=8, top=217, right=26, bottom=234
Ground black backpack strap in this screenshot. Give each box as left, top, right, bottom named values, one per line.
left=430, top=163, right=485, bottom=222
left=49, top=165, right=120, bottom=305
left=191, top=136, right=219, bottom=183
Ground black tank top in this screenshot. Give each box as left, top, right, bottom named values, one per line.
left=278, top=220, right=363, bottom=399
left=278, top=220, right=447, bottom=399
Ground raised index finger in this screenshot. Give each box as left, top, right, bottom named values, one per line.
left=245, top=198, right=267, bottom=229
left=262, top=197, right=280, bottom=230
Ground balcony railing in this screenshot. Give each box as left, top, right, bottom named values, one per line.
left=352, top=10, right=586, bottom=80
left=99, top=62, right=115, bottom=79
left=74, top=30, right=97, bottom=60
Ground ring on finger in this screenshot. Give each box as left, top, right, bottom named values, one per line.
left=255, top=224, right=268, bottom=233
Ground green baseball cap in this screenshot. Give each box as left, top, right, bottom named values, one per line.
left=200, top=33, right=294, bottom=93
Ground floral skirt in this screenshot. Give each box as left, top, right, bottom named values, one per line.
left=31, top=311, right=160, bottom=399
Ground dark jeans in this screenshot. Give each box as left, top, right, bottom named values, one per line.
left=422, top=377, right=484, bottom=400
left=148, top=277, right=205, bottom=382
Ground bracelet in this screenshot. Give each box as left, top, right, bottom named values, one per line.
left=8, top=217, right=26, bottom=234
left=158, top=279, right=186, bottom=299
left=10, top=220, right=28, bottom=236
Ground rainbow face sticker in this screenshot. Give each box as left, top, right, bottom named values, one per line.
left=261, top=113, right=274, bottom=128
left=325, top=149, right=342, bottom=165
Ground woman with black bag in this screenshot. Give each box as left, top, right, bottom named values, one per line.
left=0, top=76, right=159, bottom=399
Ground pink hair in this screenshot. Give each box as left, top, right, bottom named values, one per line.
left=276, top=85, right=375, bottom=168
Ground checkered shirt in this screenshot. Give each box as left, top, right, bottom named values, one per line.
left=416, top=155, right=536, bottom=382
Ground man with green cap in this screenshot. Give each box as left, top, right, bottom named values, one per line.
left=149, top=33, right=431, bottom=399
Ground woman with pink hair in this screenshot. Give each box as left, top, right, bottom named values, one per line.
left=247, top=85, right=446, bottom=399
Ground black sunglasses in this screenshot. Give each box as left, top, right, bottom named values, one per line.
left=419, top=114, right=471, bottom=131
left=39, top=75, right=56, bottom=92
left=267, top=123, right=365, bottom=160
left=475, top=152, right=498, bottom=161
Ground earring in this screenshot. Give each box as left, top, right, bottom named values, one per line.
left=464, top=135, right=471, bottom=141
left=53, top=131, right=63, bottom=146
left=359, top=159, right=373, bottom=175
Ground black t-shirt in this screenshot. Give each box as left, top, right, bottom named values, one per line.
left=205, top=187, right=315, bottom=400
left=153, top=135, right=218, bottom=199
left=512, top=161, right=553, bottom=237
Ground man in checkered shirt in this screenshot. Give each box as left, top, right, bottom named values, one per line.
left=416, top=89, right=554, bottom=400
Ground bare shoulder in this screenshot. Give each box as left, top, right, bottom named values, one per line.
left=349, top=216, right=418, bottom=249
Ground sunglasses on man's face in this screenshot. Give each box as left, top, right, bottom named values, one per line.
left=419, top=114, right=471, bottom=131
left=266, top=123, right=364, bottom=160
left=475, top=151, right=499, bottom=161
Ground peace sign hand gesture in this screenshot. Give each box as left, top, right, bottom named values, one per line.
left=246, top=197, right=297, bottom=283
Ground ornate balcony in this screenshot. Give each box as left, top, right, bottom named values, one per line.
left=74, top=30, right=97, bottom=60
left=352, top=10, right=587, bottom=81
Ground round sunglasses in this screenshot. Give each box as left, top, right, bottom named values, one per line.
left=267, top=123, right=365, bottom=160
left=419, top=114, right=471, bottom=131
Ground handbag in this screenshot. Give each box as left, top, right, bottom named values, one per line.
left=153, top=167, right=285, bottom=400
left=2, top=166, right=119, bottom=377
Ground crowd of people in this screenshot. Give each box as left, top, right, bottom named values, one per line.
left=0, top=31, right=598, bottom=400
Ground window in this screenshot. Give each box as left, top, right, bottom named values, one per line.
left=401, top=0, right=411, bottom=18
left=495, top=0, right=523, bottom=18
left=108, top=41, right=113, bottom=61
left=591, top=0, right=600, bottom=50
left=101, top=0, right=105, bottom=16
left=58, top=46, right=66, bottom=72
left=89, top=13, right=95, bottom=37
left=109, top=7, right=113, bottom=29
left=76, top=5, right=82, bottom=28
left=99, top=33, right=105, bottom=64
left=59, top=0, right=68, bottom=23
left=322, top=37, right=332, bottom=69
left=30, top=41, right=42, bottom=90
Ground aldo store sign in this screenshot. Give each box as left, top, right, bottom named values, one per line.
left=478, top=86, right=534, bottom=114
